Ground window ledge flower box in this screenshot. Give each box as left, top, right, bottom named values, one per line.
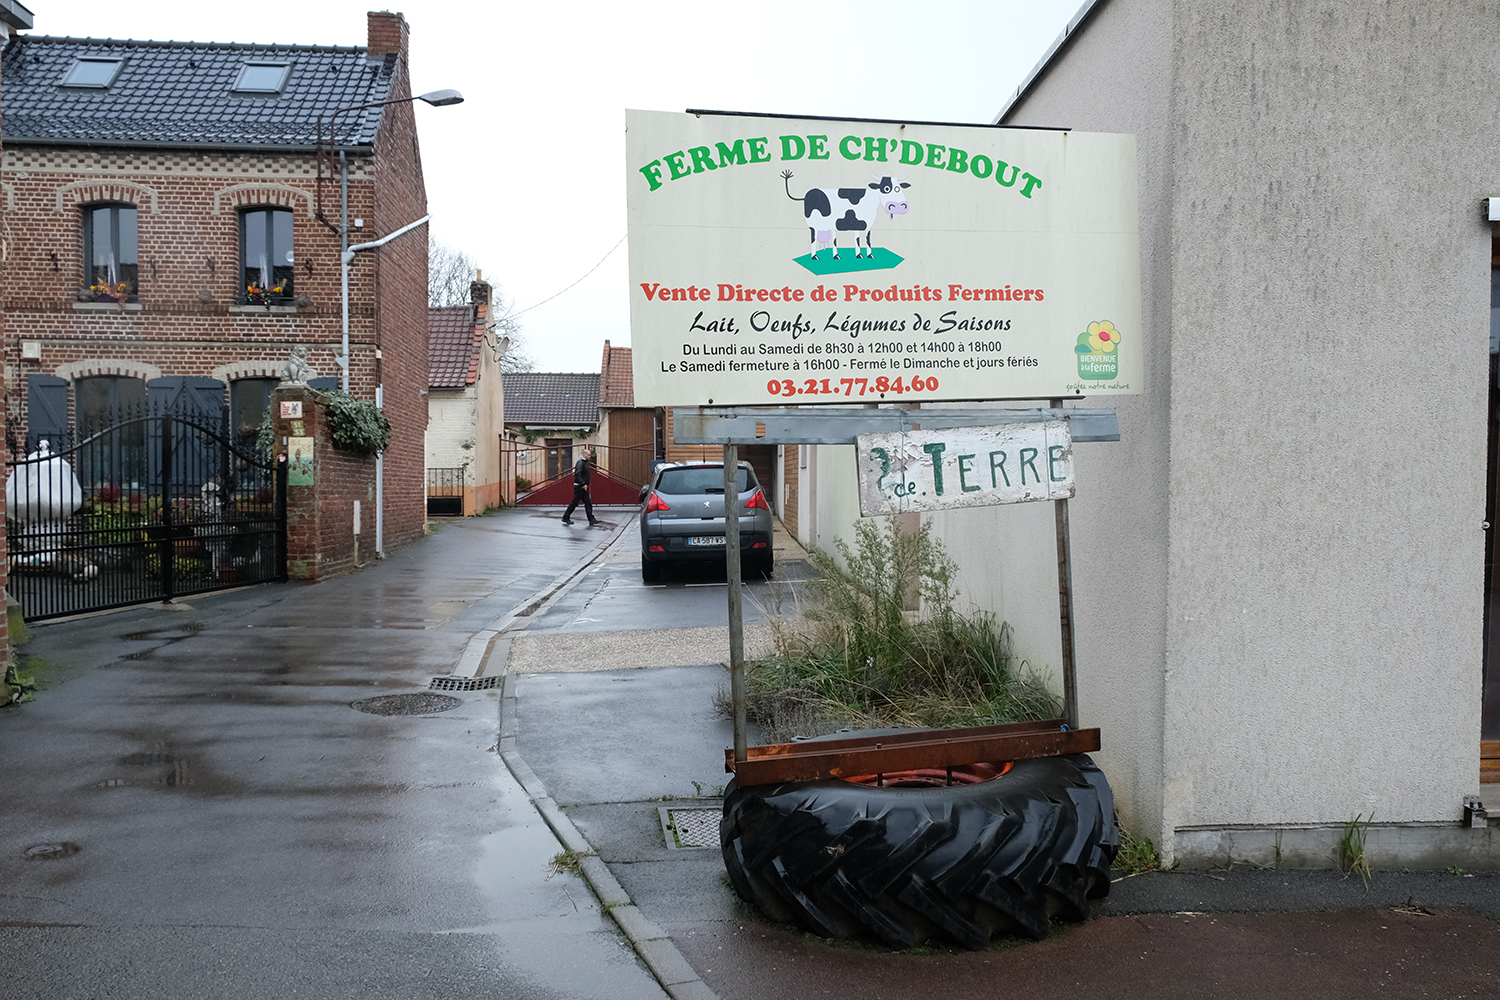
left=72, top=301, right=143, bottom=312
left=229, top=304, right=299, bottom=315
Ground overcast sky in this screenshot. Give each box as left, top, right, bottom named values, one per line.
left=32, top=1, right=1083, bottom=372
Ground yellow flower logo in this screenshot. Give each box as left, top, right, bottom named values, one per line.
left=1087, top=321, right=1120, bottom=353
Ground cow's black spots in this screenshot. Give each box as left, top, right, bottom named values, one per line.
left=837, top=188, right=868, bottom=205
left=803, top=188, right=831, bottom=219
left=835, top=209, right=867, bottom=232
left=872, top=176, right=894, bottom=194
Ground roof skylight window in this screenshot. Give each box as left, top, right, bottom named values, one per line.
left=233, top=62, right=291, bottom=94
left=62, top=57, right=124, bottom=88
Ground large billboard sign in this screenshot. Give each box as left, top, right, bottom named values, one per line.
left=626, top=110, right=1142, bottom=407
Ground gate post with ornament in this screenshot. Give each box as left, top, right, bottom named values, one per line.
left=270, top=385, right=377, bottom=581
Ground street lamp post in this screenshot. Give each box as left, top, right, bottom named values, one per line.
left=314, top=88, right=464, bottom=555
left=315, top=88, right=463, bottom=391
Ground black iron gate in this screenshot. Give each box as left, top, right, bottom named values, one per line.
left=7, top=413, right=287, bottom=620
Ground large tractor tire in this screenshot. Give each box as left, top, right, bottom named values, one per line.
left=720, top=753, right=1117, bottom=949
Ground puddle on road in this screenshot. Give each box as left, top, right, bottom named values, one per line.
left=469, top=822, right=661, bottom=998
left=23, top=842, right=81, bottom=861
left=120, top=622, right=208, bottom=643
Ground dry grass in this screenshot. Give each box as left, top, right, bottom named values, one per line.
left=724, top=519, right=1059, bottom=744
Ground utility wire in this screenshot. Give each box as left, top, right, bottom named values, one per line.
left=510, top=234, right=627, bottom=318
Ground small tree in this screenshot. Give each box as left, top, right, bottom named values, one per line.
left=429, top=235, right=535, bottom=372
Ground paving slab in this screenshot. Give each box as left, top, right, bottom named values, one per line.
left=513, top=664, right=757, bottom=806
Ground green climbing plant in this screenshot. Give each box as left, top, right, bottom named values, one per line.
left=321, top=390, right=391, bottom=455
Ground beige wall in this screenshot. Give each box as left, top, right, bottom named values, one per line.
left=1000, top=0, right=1493, bottom=859
left=472, top=330, right=505, bottom=509
left=794, top=1, right=1497, bottom=864
left=984, top=0, right=1176, bottom=847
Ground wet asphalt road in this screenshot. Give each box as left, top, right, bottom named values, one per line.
left=0, top=508, right=666, bottom=1000
left=12, top=504, right=1500, bottom=1000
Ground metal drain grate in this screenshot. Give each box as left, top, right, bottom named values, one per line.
left=660, top=807, right=721, bottom=849
left=430, top=675, right=504, bottom=692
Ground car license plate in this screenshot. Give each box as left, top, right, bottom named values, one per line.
left=688, top=535, right=726, bottom=547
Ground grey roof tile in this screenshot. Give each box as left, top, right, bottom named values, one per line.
left=504, top=373, right=601, bottom=426
left=1, top=35, right=395, bottom=147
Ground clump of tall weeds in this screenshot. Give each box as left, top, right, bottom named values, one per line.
left=736, top=519, right=1058, bottom=744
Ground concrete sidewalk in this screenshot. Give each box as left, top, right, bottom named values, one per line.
left=0, top=507, right=667, bottom=1000
left=510, top=663, right=1500, bottom=999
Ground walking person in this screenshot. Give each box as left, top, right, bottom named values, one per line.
left=561, top=445, right=598, bottom=526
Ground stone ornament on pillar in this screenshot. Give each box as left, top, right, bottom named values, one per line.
left=281, top=345, right=319, bottom=385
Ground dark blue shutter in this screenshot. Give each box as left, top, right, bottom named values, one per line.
left=147, top=377, right=226, bottom=494
left=26, top=375, right=70, bottom=453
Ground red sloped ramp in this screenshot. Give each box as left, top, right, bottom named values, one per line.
left=517, top=465, right=641, bottom=506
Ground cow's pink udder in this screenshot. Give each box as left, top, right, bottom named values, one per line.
left=816, top=230, right=833, bottom=243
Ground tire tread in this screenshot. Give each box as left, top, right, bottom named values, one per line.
left=721, top=754, right=1118, bottom=949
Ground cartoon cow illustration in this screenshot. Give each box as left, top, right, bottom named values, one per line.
left=782, top=170, right=910, bottom=260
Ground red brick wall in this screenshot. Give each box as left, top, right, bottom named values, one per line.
left=2, top=146, right=381, bottom=428
left=0, top=24, right=10, bottom=668
left=0, top=14, right=432, bottom=561
left=782, top=443, right=799, bottom=538
left=272, top=386, right=376, bottom=581
left=367, top=11, right=429, bottom=552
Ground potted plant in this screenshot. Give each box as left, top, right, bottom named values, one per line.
left=81, top=281, right=134, bottom=305
left=243, top=281, right=290, bottom=306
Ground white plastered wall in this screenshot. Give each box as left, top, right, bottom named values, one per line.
left=425, top=387, right=478, bottom=478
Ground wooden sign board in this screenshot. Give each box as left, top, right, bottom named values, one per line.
left=855, top=418, right=1072, bottom=516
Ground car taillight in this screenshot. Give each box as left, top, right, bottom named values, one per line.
left=645, top=491, right=670, bottom=512
left=744, top=489, right=770, bottom=511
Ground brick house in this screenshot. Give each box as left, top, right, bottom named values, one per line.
left=0, top=2, right=32, bottom=693
left=0, top=11, right=432, bottom=558
left=425, top=279, right=506, bottom=516
left=502, top=372, right=601, bottom=491
left=595, top=340, right=655, bottom=489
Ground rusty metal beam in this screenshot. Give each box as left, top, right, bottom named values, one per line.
left=724, top=721, right=1100, bottom=786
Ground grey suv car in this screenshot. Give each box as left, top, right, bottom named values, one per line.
left=640, top=461, right=774, bottom=582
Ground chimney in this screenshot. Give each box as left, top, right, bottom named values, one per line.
left=470, top=278, right=493, bottom=309
left=367, top=11, right=409, bottom=58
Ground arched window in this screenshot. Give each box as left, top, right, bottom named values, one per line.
left=239, top=207, right=294, bottom=303
left=230, top=377, right=278, bottom=448
left=76, top=374, right=146, bottom=431
left=82, top=202, right=139, bottom=299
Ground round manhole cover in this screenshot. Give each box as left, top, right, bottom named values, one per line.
left=351, top=693, right=462, bottom=716
left=121, top=752, right=176, bottom=766
left=24, top=842, right=80, bottom=861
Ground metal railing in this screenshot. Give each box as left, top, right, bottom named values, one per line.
left=425, top=466, right=466, bottom=515
left=7, top=414, right=287, bottom=620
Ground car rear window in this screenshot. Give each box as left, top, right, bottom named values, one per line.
left=656, top=467, right=751, bottom=494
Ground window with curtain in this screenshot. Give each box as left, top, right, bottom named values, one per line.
left=82, top=203, right=139, bottom=300
left=239, top=207, right=294, bottom=303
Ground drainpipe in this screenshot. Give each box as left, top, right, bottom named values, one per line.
left=339, top=152, right=350, bottom=392
left=375, top=385, right=384, bottom=555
